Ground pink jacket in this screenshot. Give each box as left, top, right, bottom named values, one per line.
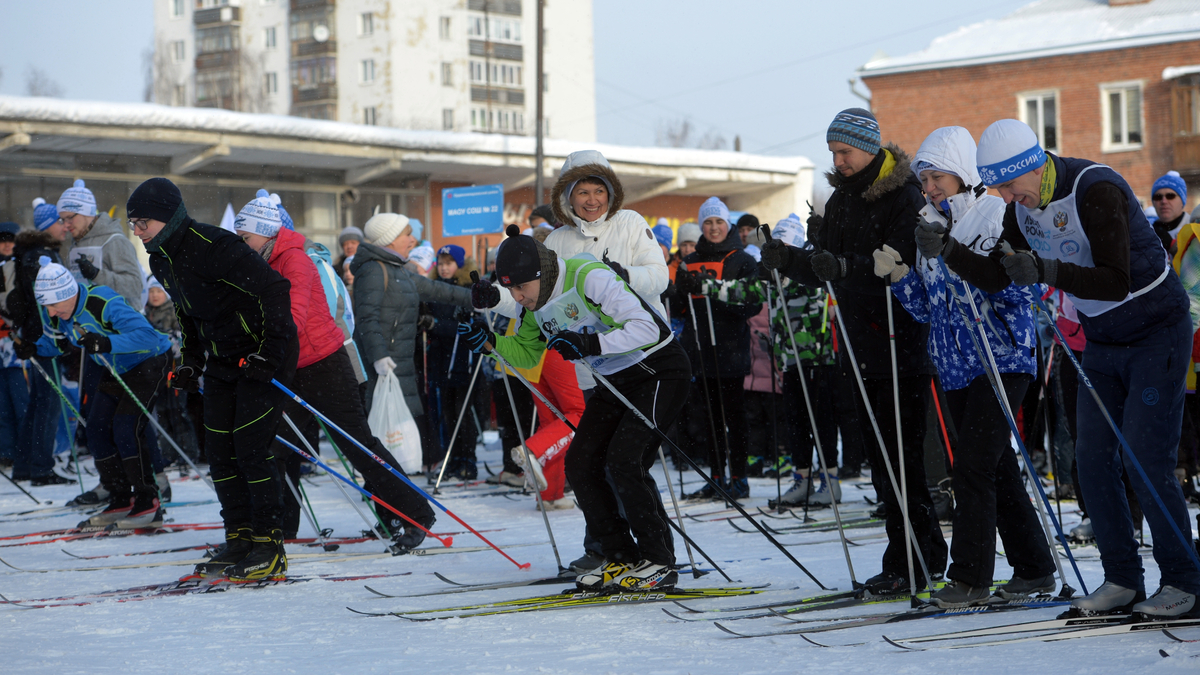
left=744, top=305, right=781, bottom=393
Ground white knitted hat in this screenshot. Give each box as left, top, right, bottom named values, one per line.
left=234, top=189, right=284, bottom=238
left=57, top=179, right=97, bottom=217
left=364, top=213, right=411, bottom=247
left=34, top=256, right=78, bottom=305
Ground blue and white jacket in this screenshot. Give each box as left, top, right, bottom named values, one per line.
left=892, top=126, right=1037, bottom=391
left=35, top=282, right=172, bottom=375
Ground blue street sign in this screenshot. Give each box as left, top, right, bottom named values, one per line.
left=442, top=184, right=504, bottom=237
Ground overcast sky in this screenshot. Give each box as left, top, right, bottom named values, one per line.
left=0, top=0, right=1030, bottom=168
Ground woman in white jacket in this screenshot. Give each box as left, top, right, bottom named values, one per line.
left=874, top=126, right=1056, bottom=607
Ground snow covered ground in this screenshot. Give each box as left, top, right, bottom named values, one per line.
left=2, top=436, right=1198, bottom=674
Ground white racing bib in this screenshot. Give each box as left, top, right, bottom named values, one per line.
left=534, top=286, right=643, bottom=375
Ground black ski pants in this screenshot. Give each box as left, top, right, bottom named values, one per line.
left=276, top=349, right=434, bottom=537
left=699, top=375, right=749, bottom=479
left=784, top=363, right=839, bottom=474
left=943, top=374, right=1055, bottom=588
left=565, top=344, right=691, bottom=566
left=858, top=372, right=948, bottom=578
left=204, top=340, right=296, bottom=534
left=440, top=382, right=479, bottom=463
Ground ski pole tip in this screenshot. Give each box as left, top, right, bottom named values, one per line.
left=519, top=562, right=532, bottom=570
left=441, top=536, right=453, bottom=547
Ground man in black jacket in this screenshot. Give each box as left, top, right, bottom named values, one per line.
left=128, top=178, right=299, bottom=581
left=761, top=108, right=946, bottom=595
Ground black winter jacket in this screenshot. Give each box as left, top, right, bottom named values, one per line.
left=680, top=233, right=760, bottom=379
left=148, top=218, right=296, bottom=381
left=783, top=144, right=933, bottom=379
left=5, top=230, right=65, bottom=346
left=424, top=263, right=477, bottom=389
left=350, top=243, right=471, bottom=416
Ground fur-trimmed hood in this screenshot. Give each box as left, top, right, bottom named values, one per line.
left=825, top=142, right=913, bottom=203
left=428, top=257, right=479, bottom=286
left=551, top=152, right=625, bottom=228
left=14, top=229, right=61, bottom=253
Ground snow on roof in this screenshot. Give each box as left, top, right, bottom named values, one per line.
left=860, top=0, right=1200, bottom=77
left=0, top=95, right=811, bottom=174
left=1163, top=64, right=1200, bottom=79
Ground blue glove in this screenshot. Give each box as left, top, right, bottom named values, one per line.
left=546, top=331, right=602, bottom=361
left=457, top=319, right=493, bottom=354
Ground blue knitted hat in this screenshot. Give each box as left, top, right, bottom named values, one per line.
left=827, top=108, right=881, bottom=155
left=1152, top=171, right=1187, bottom=207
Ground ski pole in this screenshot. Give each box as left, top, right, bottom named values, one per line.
left=935, top=258, right=1083, bottom=596
left=0, top=465, right=39, bottom=504
left=277, top=413, right=335, bottom=551
left=296, top=415, right=393, bottom=543
left=702, top=294, right=735, bottom=483
left=884, top=284, right=920, bottom=602
left=82, top=344, right=212, bottom=492
left=761, top=247, right=857, bottom=586
left=45, top=356, right=86, bottom=494
left=432, top=354, right=485, bottom=491
left=1026, top=292, right=1200, bottom=577
left=682, top=285, right=728, bottom=491
left=24, top=353, right=85, bottom=427
left=825, top=281, right=934, bottom=597
left=272, top=435, right=452, bottom=548
left=270, top=378, right=530, bottom=569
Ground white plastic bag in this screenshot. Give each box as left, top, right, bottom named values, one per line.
left=367, top=370, right=422, bottom=474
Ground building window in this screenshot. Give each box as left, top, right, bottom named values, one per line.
left=173, top=84, right=186, bottom=106
left=467, top=16, right=521, bottom=43
left=264, top=72, right=277, bottom=95
left=1102, top=82, right=1144, bottom=151
left=171, top=40, right=186, bottom=62
left=359, top=12, right=374, bottom=36
left=440, top=16, right=452, bottom=40
left=441, top=62, right=453, bottom=87
left=196, top=25, right=239, bottom=54
left=443, top=108, right=454, bottom=131
left=361, top=59, right=376, bottom=84
left=1018, top=91, right=1058, bottom=153
left=363, top=106, right=377, bottom=126
left=470, top=61, right=484, bottom=84
left=264, top=26, right=277, bottom=49
left=170, top=0, right=184, bottom=18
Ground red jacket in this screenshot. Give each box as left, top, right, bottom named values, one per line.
left=269, top=228, right=343, bottom=369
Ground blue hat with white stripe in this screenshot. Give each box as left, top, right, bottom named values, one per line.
left=977, top=119, right=1046, bottom=187
left=827, top=108, right=881, bottom=155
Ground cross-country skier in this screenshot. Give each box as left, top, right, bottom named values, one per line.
left=926, top=118, right=1200, bottom=619
left=129, top=177, right=298, bottom=581
left=760, top=108, right=948, bottom=594
left=880, top=126, right=1057, bottom=607
left=234, top=191, right=437, bottom=549
left=30, top=257, right=173, bottom=528
left=459, top=226, right=690, bottom=590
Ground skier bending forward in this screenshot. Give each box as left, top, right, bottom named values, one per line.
left=459, top=225, right=690, bottom=591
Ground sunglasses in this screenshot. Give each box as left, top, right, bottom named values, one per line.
left=1152, top=192, right=1179, bottom=202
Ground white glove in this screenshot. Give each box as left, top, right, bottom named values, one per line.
left=374, top=356, right=397, bottom=376
left=871, top=245, right=910, bottom=283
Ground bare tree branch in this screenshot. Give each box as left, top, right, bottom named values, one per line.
left=25, top=67, right=63, bottom=98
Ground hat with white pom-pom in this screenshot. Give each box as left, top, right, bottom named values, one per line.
left=34, top=255, right=78, bottom=305
left=33, top=198, right=58, bottom=231
left=234, top=189, right=284, bottom=238
left=57, top=179, right=97, bottom=217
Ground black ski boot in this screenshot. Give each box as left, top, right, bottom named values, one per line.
left=390, top=513, right=436, bottom=554
left=225, top=528, right=287, bottom=581
left=194, top=526, right=254, bottom=578
left=685, top=475, right=726, bottom=501
left=66, top=484, right=111, bottom=507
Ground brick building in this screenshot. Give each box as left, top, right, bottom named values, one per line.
left=858, top=0, right=1200, bottom=206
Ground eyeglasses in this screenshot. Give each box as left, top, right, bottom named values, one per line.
left=56, top=213, right=78, bottom=225
left=128, top=218, right=152, bottom=231
left=1152, top=192, right=1179, bottom=202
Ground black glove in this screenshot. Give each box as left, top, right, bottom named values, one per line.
left=810, top=251, right=846, bottom=281
left=1000, top=249, right=1056, bottom=286
left=603, top=255, right=630, bottom=284
left=471, top=276, right=500, bottom=309
left=759, top=238, right=791, bottom=272
left=13, top=338, right=37, bottom=360
left=75, top=254, right=100, bottom=281
left=806, top=213, right=825, bottom=241
left=77, top=331, right=112, bottom=354
left=417, top=314, right=436, bottom=332
left=674, top=268, right=703, bottom=296
left=914, top=216, right=957, bottom=260
left=546, top=331, right=602, bottom=361
left=169, top=364, right=201, bottom=393
left=240, top=353, right=276, bottom=383
left=457, top=319, right=493, bottom=354
left=55, top=336, right=73, bottom=354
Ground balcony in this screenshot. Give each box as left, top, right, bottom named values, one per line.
left=469, top=40, right=523, bottom=62
left=195, top=51, right=238, bottom=71
left=1171, top=80, right=1200, bottom=179
left=470, top=87, right=525, bottom=106
left=293, top=83, right=337, bottom=104
left=293, top=40, right=337, bottom=57
left=195, top=6, right=239, bottom=26
left=468, top=0, right=522, bottom=16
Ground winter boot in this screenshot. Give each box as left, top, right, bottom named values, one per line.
left=929, top=580, right=991, bottom=608
left=535, top=497, right=574, bottom=511
left=610, top=560, right=678, bottom=591
left=569, top=550, right=605, bottom=574
left=225, top=528, right=287, bottom=581
left=773, top=475, right=814, bottom=508
left=112, top=488, right=164, bottom=529
left=576, top=560, right=634, bottom=590
left=746, top=456, right=764, bottom=478
left=1131, top=586, right=1197, bottom=620
left=996, top=573, right=1056, bottom=600
left=66, top=483, right=111, bottom=508
left=1069, top=518, right=1094, bottom=543
left=194, top=526, right=254, bottom=577
left=450, top=457, right=478, bottom=481
left=511, top=446, right=548, bottom=492
left=728, top=476, right=749, bottom=500
left=807, top=475, right=841, bottom=506
left=1060, top=581, right=1145, bottom=618
left=390, top=513, right=436, bottom=553
left=685, top=475, right=727, bottom=501
left=78, top=492, right=134, bottom=528
left=762, top=455, right=793, bottom=480
left=861, top=569, right=924, bottom=596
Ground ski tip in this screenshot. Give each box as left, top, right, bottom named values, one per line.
left=713, top=622, right=743, bottom=637
left=346, top=606, right=388, bottom=617
left=1159, top=649, right=1170, bottom=658
left=363, top=585, right=391, bottom=598
left=1162, top=628, right=1186, bottom=643
left=799, top=634, right=833, bottom=648
left=661, top=608, right=689, bottom=621
left=672, top=600, right=699, bottom=613
left=882, top=635, right=921, bottom=651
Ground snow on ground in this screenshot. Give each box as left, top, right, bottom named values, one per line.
left=2, top=436, right=1198, bottom=674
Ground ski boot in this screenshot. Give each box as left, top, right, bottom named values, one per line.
left=112, top=488, right=163, bottom=529
left=610, top=560, right=678, bottom=591
left=929, top=580, right=990, bottom=608
left=511, top=446, right=548, bottom=492
left=1069, top=518, right=1094, bottom=543
left=225, top=528, right=287, bottom=581
left=66, top=484, right=111, bottom=508
left=685, top=475, right=726, bottom=501
left=576, top=560, right=634, bottom=590
left=1131, top=586, right=1197, bottom=620
left=995, top=573, right=1056, bottom=600
left=859, top=570, right=924, bottom=597
left=769, top=475, right=814, bottom=509
left=1058, top=581, right=1145, bottom=618
left=535, top=497, right=573, bottom=511
left=389, top=513, right=436, bottom=554
left=78, top=493, right=134, bottom=529
left=568, top=550, right=605, bottom=574
left=807, top=475, right=841, bottom=506
left=194, top=526, right=254, bottom=578
left=727, top=476, right=749, bottom=500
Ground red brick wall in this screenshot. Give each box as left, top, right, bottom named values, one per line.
left=862, top=40, right=1200, bottom=203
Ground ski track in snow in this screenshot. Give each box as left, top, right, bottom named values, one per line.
left=3, top=438, right=1198, bottom=673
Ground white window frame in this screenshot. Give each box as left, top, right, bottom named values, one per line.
left=363, top=106, right=377, bottom=126
left=439, top=16, right=452, bottom=41
left=441, top=62, right=453, bottom=87
left=170, top=0, right=185, bottom=19
left=1100, top=80, right=1145, bottom=153
left=263, top=26, right=277, bottom=49
left=171, top=40, right=186, bottom=63
left=361, top=59, right=376, bottom=84
left=443, top=108, right=454, bottom=131
left=359, top=12, right=374, bottom=37
left=1017, top=89, right=1060, bottom=154
left=264, top=72, right=277, bottom=95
